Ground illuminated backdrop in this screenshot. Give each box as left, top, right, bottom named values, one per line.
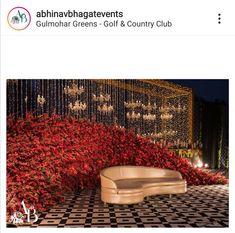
left=7, top=79, right=193, bottom=143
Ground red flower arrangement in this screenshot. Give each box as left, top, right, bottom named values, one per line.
left=7, top=113, right=228, bottom=219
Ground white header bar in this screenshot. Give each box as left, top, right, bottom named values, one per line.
left=1, top=0, right=235, bottom=36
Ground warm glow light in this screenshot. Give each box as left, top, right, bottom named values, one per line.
left=143, top=113, right=156, bottom=121
left=97, top=103, right=113, bottom=114
left=7, top=80, right=192, bottom=142
left=204, top=163, right=208, bottom=168
left=64, top=83, right=85, bottom=96
left=126, top=111, right=141, bottom=120
left=197, top=161, right=203, bottom=168
left=69, top=100, right=86, bottom=112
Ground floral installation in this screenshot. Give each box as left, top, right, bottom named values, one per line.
left=7, top=113, right=228, bottom=220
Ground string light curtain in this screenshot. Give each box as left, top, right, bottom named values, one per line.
left=7, top=79, right=193, bottom=142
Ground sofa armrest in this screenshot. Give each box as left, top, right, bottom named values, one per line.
left=100, top=174, right=117, bottom=189
left=174, top=170, right=183, bottom=179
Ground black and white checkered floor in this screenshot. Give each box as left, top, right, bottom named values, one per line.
left=19, top=185, right=228, bottom=228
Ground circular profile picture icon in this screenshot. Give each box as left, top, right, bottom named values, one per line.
left=7, top=7, right=31, bottom=30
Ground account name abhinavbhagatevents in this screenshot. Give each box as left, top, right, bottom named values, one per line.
left=36, top=20, right=172, bottom=28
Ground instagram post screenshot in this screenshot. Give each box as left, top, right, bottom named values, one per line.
left=0, top=0, right=234, bottom=231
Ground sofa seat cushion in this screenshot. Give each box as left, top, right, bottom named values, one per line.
left=115, top=178, right=185, bottom=190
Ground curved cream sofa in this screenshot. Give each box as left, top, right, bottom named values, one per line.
left=100, top=166, right=187, bottom=204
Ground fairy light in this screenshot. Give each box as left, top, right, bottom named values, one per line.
left=15, top=80, right=18, bottom=115
left=197, top=160, right=203, bottom=168
left=7, top=79, right=192, bottom=143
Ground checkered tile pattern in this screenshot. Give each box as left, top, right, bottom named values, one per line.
left=18, top=185, right=229, bottom=228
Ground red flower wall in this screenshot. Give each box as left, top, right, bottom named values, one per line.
left=7, top=113, right=228, bottom=218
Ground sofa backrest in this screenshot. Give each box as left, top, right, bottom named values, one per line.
left=101, top=166, right=182, bottom=180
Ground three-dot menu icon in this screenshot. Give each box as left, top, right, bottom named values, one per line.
left=218, top=13, right=221, bottom=24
